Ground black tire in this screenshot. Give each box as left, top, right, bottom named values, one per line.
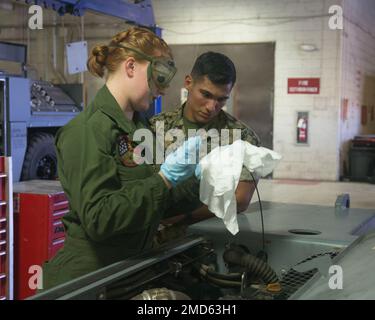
left=21, top=132, right=58, bottom=181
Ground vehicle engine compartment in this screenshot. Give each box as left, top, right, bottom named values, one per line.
left=30, top=201, right=375, bottom=300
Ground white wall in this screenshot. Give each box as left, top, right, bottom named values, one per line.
left=153, top=0, right=343, bottom=180
left=340, top=0, right=375, bottom=175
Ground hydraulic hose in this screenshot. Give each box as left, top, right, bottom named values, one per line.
left=199, top=264, right=242, bottom=281
left=203, top=273, right=241, bottom=288
left=223, top=245, right=281, bottom=293
left=198, top=264, right=242, bottom=288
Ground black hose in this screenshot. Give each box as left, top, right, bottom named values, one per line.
left=223, top=246, right=279, bottom=285
left=206, top=269, right=242, bottom=281
left=198, top=266, right=241, bottom=288
left=204, top=274, right=241, bottom=288
left=249, top=172, right=265, bottom=253
left=199, top=264, right=242, bottom=282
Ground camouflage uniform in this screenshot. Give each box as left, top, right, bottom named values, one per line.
left=149, top=103, right=261, bottom=246
left=149, top=103, right=261, bottom=181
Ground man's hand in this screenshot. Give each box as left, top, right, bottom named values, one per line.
left=161, top=179, right=258, bottom=226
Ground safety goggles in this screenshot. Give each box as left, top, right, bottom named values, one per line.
left=110, top=44, right=177, bottom=94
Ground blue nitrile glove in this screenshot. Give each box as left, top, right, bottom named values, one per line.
left=160, top=136, right=201, bottom=187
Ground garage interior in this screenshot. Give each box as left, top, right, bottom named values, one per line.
left=0, top=0, right=375, bottom=301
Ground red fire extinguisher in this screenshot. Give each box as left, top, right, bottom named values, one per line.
left=297, top=116, right=308, bottom=143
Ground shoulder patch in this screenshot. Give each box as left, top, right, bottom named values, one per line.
left=117, top=134, right=138, bottom=167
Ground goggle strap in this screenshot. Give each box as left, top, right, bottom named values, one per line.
left=108, top=44, right=153, bottom=63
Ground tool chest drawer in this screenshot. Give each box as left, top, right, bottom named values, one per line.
left=14, top=180, right=68, bottom=299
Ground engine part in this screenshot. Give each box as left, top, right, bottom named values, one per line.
left=30, top=81, right=81, bottom=113
left=29, top=235, right=209, bottom=300
left=131, top=288, right=191, bottom=300
left=223, top=244, right=281, bottom=293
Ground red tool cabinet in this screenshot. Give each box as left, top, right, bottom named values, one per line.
left=13, top=180, right=68, bottom=299
left=0, top=156, right=13, bottom=300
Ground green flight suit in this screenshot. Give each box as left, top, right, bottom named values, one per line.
left=42, top=85, right=173, bottom=290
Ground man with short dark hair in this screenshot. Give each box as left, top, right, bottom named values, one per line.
left=150, top=51, right=260, bottom=228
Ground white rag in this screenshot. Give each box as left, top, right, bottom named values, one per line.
left=199, top=140, right=282, bottom=235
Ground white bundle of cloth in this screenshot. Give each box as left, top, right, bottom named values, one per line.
left=199, top=140, right=282, bottom=235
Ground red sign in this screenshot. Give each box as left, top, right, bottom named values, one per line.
left=288, top=78, right=320, bottom=94
left=341, top=98, right=348, bottom=121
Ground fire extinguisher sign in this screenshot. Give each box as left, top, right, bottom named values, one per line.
left=297, top=112, right=309, bottom=144
left=288, top=78, right=320, bottom=94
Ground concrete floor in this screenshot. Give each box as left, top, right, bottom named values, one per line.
left=252, top=179, right=375, bottom=209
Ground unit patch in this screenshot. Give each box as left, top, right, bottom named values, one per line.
left=117, top=134, right=138, bottom=167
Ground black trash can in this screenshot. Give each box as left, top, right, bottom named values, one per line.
left=349, top=135, right=375, bottom=183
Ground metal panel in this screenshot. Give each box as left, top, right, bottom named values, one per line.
left=190, top=201, right=375, bottom=245
left=0, top=79, right=6, bottom=156
left=0, top=42, right=27, bottom=65
left=30, top=80, right=80, bottom=113
left=9, top=122, right=27, bottom=182
left=164, top=43, right=275, bottom=149
left=8, top=77, right=30, bottom=122
left=65, top=41, right=88, bottom=75
left=291, top=232, right=375, bottom=299
left=27, top=114, right=77, bottom=128
left=56, top=84, right=83, bottom=109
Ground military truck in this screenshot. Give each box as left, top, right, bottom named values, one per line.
left=0, top=41, right=82, bottom=181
